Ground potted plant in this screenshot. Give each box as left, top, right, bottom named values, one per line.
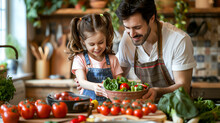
left=0, top=70, right=16, bottom=105
left=70, top=0, right=87, bottom=11
left=174, top=0, right=188, bottom=31
left=24, top=0, right=64, bottom=28
left=108, top=0, right=122, bottom=53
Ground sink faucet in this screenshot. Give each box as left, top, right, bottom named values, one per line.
left=0, top=45, right=18, bottom=60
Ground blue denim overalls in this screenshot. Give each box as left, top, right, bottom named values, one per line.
left=82, top=51, right=113, bottom=103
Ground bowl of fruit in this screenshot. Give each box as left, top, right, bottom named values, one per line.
left=104, top=77, right=149, bottom=101
left=46, top=91, right=91, bottom=113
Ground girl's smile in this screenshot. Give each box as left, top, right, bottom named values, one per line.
left=83, top=32, right=106, bottom=61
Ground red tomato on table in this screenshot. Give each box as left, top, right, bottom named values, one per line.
left=20, top=103, right=36, bottom=119
left=36, top=102, right=51, bottom=118
left=52, top=102, right=68, bottom=118
left=2, top=107, right=19, bottom=123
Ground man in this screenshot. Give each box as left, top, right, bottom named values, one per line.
left=115, top=0, right=196, bottom=102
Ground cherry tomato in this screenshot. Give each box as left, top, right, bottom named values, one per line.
left=54, top=93, right=61, bottom=100
left=97, top=105, right=102, bottom=113
left=68, top=96, right=74, bottom=101
left=52, top=102, right=68, bottom=118
left=131, top=101, right=142, bottom=108
left=35, top=99, right=46, bottom=106
left=20, top=103, right=36, bottom=119
left=73, top=97, right=80, bottom=101
left=142, top=106, right=150, bottom=115
left=59, top=95, right=69, bottom=101
left=134, top=108, right=143, bottom=118
left=100, top=105, right=110, bottom=116
left=120, top=107, right=126, bottom=114
left=36, top=102, right=51, bottom=118
left=120, top=83, right=130, bottom=90
left=103, top=100, right=112, bottom=106
left=70, top=118, right=79, bottom=123
left=18, top=99, right=30, bottom=114
left=110, top=105, right=120, bottom=115
left=149, top=104, right=157, bottom=113
left=125, top=108, right=133, bottom=115
left=61, top=91, right=69, bottom=97
left=146, top=102, right=152, bottom=107
left=0, top=104, right=18, bottom=115
left=112, top=99, right=121, bottom=104
left=2, top=108, right=19, bottom=123
left=78, top=115, right=87, bottom=122
left=122, top=99, right=131, bottom=105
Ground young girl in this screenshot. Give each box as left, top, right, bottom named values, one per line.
left=67, top=12, right=123, bottom=103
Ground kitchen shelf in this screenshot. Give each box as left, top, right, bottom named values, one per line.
left=158, top=7, right=220, bottom=14
left=53, top=8, right=109, bottom=15
left=52, top=7, right=220, bottom=16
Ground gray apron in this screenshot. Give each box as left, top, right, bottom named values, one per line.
left=134, top=21, right=175, bottom=88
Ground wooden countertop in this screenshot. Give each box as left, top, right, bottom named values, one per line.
left=25, top=79, right=77, bottom=88
left=191, top=82, right=220, bottom=88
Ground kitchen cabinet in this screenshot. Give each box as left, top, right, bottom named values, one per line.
left=191, top=82, right=220, bottom=101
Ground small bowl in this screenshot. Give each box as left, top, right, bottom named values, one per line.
left=105, top=88, right=149, bottom=101
left=46, top=91, right=91, bottom=113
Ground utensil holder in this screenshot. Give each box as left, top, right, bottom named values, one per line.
left=36, top=60, right=50, bottom=79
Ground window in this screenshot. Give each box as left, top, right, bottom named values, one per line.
left=0, top=0, right=6, bottom=60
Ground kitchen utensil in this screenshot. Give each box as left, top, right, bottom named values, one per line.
left=44, top=46, right=50, bottom=60
left=30, top=42, right=41, bottom=59
left=187, top=20, right=198, bottom=37
left=105, top=87, right=149, bottom=102
left=46, top=91, right=91, bottom=113
left=30, top=43, right=40, bottom=60
left=44, top=42, right=54, bottom=60
left=38, top=46, right=45, bottom=60
left=51, top=34, right=72, bottom=79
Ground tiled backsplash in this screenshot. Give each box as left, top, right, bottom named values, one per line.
left=191, top=18, right=220, bottom=79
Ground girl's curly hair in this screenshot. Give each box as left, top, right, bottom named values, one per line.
left=66, top=12, right=115, bottom=61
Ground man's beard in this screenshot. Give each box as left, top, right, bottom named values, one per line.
left=131, top=26, right=151, bottom=46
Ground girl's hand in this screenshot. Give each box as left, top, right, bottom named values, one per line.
left=74, top=78, right=84, bottom=95
left=94, top=83, right=108, bottom=98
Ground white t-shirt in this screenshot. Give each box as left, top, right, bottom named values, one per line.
left=116, top=21, right=197, bottom=79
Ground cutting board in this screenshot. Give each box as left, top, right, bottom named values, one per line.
left=51, top=34, right=72, bottom=79
left=19, top=110, right=166, bottom=123
left=91, top=110, right=167, bottom=122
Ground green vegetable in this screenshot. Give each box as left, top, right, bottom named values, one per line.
left=170, top=109, right=183, bottom=123
left=130, top=86, right=134, bottom=92
left=158, top=87, right=198, bottom=120
left=0, top=70, right=16, bottom=102
left=194, top=97, right=216, bottom=114
left=120, top=77, right=128, bottom=82
left=137, top=85, right=143, bottom=91
left=103, top=77, right=118, bottom=91
left=198, top=106, right=220, bottom=122
left=134, top=86, right=138, bottom=92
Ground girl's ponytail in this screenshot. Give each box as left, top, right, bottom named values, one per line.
left=102, top=12, right=115, bottom=55
left=67, top=17, right=84, bottom=60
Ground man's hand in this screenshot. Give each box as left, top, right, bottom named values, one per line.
left=142, top=88, right=157, bottom=102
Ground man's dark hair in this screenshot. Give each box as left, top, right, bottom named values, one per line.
left=116, top=0, right=157, bottom=24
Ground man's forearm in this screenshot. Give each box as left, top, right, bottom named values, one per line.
left=154, top=83, right=189, bottom=98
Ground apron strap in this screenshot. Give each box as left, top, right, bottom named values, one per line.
left=157, top=20, right=163, bottom=60
left=105, top=54, right=111, bottom=65
left=156, top=21, right=173, bottom=85
left=83, top=51, right=90, bottom=65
